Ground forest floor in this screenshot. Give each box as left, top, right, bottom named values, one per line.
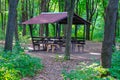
left=22, top=41, right=102, bottom=80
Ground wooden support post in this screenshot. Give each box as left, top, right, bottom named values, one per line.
left=29, top=25, right=33, bottom=39
left=56, top=23, right=59, bottom=37
left=58, top=24, right=61, bottom=38
left=84, top=25, right=86, bottom=39
left=75, top=25, right=77, bottom=38
left=46, top=24, right=49, bottom=37
left=29, top=25, right=35, bottom=50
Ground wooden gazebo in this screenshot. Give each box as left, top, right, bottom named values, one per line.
left=22, top=12, right=90, bottom=52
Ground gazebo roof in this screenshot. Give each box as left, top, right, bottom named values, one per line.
left=22, top=12, right=90, bottom=25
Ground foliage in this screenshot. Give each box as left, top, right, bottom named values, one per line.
left=18, top=32, right=31, bottom=44
left=0, top=29, right=5, bottom=40
left=92, top=24, right=104, bottom=42
left=62, top=63, right=115, bottom=80
left=0, top=67, right=20, bottom=80
left=62, top=49, right=120, bottom=80
left=0, top=42, right=43, bottom=79
left=116, top=37, right=120, bottom=43
left=109, top=50, right=120, bottom=79
left=0, top=45, right=3, bottom=52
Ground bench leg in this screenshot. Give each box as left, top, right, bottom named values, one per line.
left=72, top=43, right=75, bottom=52
left=52, top=45, right=55, bottom=53
left=33, top=45, right=35, bottom=51
left=78, top=45, right=80, bottom=52
left=76, top=44, right=84, bottom=52
left=82, top=45, right=84, bottom=52
left=38, top=45, right=40, bottom=50
left=47, top=44, right=60, bottom=53
left=47, top=45, right=50, bottom=52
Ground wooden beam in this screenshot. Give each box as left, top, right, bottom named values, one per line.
left=75, top=25, right=77, bottom=37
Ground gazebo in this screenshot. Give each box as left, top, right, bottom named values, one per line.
left=22, top=12, right=90, bottom=52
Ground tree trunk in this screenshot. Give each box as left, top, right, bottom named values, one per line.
left=39, top=0, right=49, bottom=36
left=101, top=0, right=119, bottom=68
left=58, top=0, right=64, bottom=12
left=86, top=0, right=98, bottom=40
left=91, top=12, right=98, bottom=40
left=3, top=0, right=7, bottom=32
left=86, top=0, right=90, bottom=40
left=0, top=0, right=4, bottom=31
left=22, top=0, right=28, bottom=36
left=15, top=13, right=19, bottom=41
left=4, top=0, right=19, bottom=51
left=64, top=0, right=75, bottom=60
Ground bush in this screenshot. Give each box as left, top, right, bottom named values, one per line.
left=62, top=50, right=120, bottom=80
left=0, top=67, right=20, bottom=80
left=62, top=63, right=115, bottom=80
left=0, top=42, right=43, bottom=79
left=109, top=50, right=120, bottom=79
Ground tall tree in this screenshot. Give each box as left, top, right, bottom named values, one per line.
left=58, top=0, right=64, bottom=12
left=21, top=0, right=28, bottom=36
left=4, top=0, right=19, bottom=51
left=86, top=0, right=98, bottom=40
left=64, top=0, right=75, bottom=60
left=101, top=0, right=119, bottom=68
left=15, top=11, right=19, bottom=41
left=40, top=0, right=50, bottom=36
left=0, top=0, right=7, bottom=32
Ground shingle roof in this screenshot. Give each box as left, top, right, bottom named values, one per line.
left=22, top=12, right=90, bottom=25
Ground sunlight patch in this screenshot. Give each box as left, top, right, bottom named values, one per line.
left=89, top=52, right=101, bottom=55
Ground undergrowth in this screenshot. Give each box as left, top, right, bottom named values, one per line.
left=109, top=50, right=120, bottom=79
left=62, top=49, right=120, bottom=80
left=0, top=42, right=43, bottom=80
left=62, top=63, right=114, bottom=80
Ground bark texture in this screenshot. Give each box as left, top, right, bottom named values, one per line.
left=64, top=0, right=75, bottom=60
left=101, top=0, right=119, bottom=68
left=4, top=0, right=19, bottom=51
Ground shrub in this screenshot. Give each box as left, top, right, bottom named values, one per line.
left=0, top=67, right=20, bottom=80
left=109, top=50, right=120, bottom=79
left=0, top=42, right=43, bottom=79
left=62, top=63, right=115, bottom=80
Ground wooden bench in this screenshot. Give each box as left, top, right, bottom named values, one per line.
left=46, top=43, right=60, bottom=53
left=75, top=43, right=85, bottom=52
left=32, top=37, right=44, bottom=50
left=71, top=39, right=85, bottom=52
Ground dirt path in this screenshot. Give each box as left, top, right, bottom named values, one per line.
left=22, top=41, right=102, bottom=80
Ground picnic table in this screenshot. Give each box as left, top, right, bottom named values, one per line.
left=32, top=36, right=85, bottom=52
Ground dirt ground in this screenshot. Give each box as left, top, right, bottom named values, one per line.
left=22, top=41, right=102, bottom=80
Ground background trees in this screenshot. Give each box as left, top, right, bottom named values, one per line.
left=0, top=0, right=120, bottom=42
